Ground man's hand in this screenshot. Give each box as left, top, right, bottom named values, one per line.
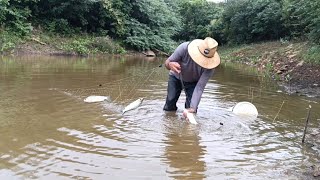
left=183, top=108, right=196, bottom=118
left=183, top=108, right=198, bottom=124
left=168, top=62, right=181, bottom=74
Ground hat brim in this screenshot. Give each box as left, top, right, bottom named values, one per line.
left=187, top=39, right=220, bottom=69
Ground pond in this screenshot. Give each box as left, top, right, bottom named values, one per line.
left=0, top=55, right=319, bottom=179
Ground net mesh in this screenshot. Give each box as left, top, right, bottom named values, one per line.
left=53, top=67, right=167, bottom=103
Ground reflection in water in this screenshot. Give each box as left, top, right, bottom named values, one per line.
left=163, top=113, right=206, bottom=179
left=0, top=56, right=320, bottom=179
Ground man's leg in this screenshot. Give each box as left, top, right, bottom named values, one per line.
left=163, top=75, right=182, bottom=111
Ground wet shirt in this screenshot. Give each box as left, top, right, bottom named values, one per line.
left=168, top=42, right=214, bottom=109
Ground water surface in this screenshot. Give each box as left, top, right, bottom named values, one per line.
left=0, top=55, right=319, bottom=179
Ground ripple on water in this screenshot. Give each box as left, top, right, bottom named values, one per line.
left=1, top=58, right=319, bottom=179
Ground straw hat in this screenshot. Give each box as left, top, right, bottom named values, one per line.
left=187, top=37, right=220, bottom=69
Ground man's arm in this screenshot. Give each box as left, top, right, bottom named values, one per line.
left=164, top=42, right=188, bottom=73
left=164, top=59, right=171, bottom=70
left=190, top=69, right=214, bottom=111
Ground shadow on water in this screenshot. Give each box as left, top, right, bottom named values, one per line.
left=0, top=55, right=320, bottom=179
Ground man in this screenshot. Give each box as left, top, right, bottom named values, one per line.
left=163, top=37, right=221, bottom=118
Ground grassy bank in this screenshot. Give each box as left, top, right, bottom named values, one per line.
left=2, top=29, right=320, bottom=95
left=0, top=30, right=126, bottom=56
left=220, top=41, right=320, bottom=66
left=219, top=41, right=320, bottom=96
left=0, top=30, right=23, bottom=53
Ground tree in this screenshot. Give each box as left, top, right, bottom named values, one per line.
left=177, top=0, right=222, bottom=41
left=282, top=0, right=320, bottom=44
left=123, top=0, right=182, bottom=52
left=221, top=0, right=284, bottom=44
left=27, top=0, right=128, bottom=36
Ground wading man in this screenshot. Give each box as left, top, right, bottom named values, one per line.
left=163, top=37, right=221, bottom=118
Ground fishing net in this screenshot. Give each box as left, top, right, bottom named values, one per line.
left=54, top=66, right=167, bottom=104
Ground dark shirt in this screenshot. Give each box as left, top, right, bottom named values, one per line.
left=168, top=42, right=214, bottom=109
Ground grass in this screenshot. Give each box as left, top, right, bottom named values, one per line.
left=219, top=40, right=320, bottom=66
left=218, top=42, right=281, bottom=65
left=2, top=28, right=320, bottom=66
left=218, top=44, right=251, bottom=62
left=38, top=33, right=126, bottom=55
left=218, top=40, right=320, bottom=90
left=0, top=30, right=23, bottom=53
left=0, top=29, right=127, bottom=56
left=304, top=45, right=320, bottom=64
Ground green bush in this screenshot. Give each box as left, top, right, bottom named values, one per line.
left=45, top=19, right=77, bottom=35
left=222, top=0, right=284, bottom=44
left=92, top=36, right=126, bottom=54
left=0, top=0, right=33, bottom=37
left=61, top=39, right=91, bottom=55
left=122, top=0, right=181, bottom=53
left=177, top=0, right=222, bottom=41
left=0, top=30, right=22, bottom=53
left=58, top=35, right=126, bottom=55
left=282, top=0, right=320, bottom=44
left=2, top=0, right=320, bottom=55
left=304, top=45, right=320, bottom=64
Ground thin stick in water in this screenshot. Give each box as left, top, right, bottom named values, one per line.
left=302, top=105, right=312, bottom=143
left=273, top=100, right=285, bottom=122
left=251, top=88, right=254, bottom=103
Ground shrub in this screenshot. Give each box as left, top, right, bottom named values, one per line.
left=92, top=36, right=126, bottom=54
left=304, top=45, right=320, bottom=64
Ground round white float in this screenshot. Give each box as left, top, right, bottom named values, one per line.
left=232, top=101, right=258, bottom=117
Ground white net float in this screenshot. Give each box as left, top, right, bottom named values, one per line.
left=232, top=101, right=258, bottom=117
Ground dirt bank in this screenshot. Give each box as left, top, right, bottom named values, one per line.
left=13, top=40, right=72, bottom=56
left=9, top=37, right=152, bottom=58
left=224, top=41, right=320, bottom=98
left=5, top=39, right=320, bottom=98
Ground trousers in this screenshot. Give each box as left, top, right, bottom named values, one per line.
left=163, top=75, right=197, bottom=111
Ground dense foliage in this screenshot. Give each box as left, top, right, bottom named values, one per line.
left=177, top=0, right=223, bottom=41
left=123, top=0, right=181, bottom=52
left=0, top=0, right=33, bottom=36
left=222, top=0, right=285, bottom=43
left=0, top=0, right=319, bottom=53
left=282, top=0, right=320, bottom=43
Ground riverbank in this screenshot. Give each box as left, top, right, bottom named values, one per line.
left=1, top=32, right=127, bottom=56
left=2, top=33, right=320, bottom=98
left=219, top=41, right=320, bottom=98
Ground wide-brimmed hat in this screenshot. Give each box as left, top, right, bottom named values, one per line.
left=187, top=37, right=220, bottom=69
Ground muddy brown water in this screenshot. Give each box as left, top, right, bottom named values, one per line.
left=0, top=55, right=319, bottom=179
